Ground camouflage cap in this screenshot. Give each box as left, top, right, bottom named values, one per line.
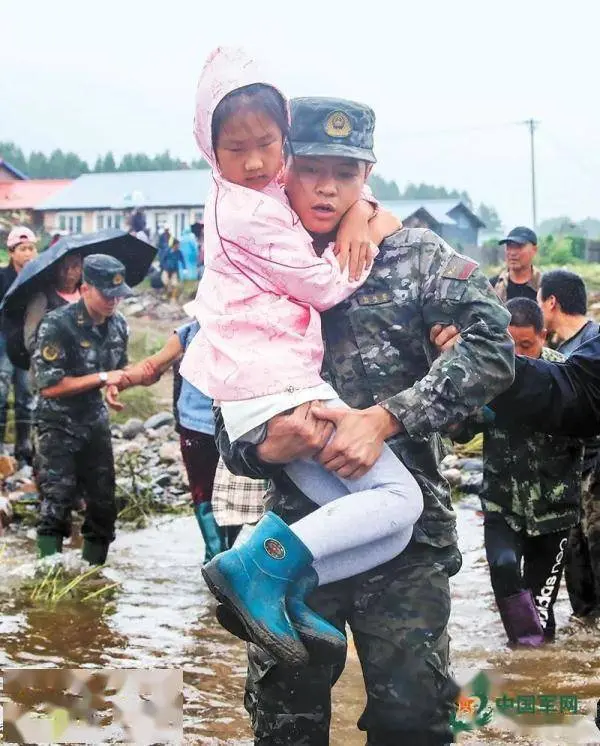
left=289, top=97, right=376, bottom=163
left=82, top=254, right=133, bottom=299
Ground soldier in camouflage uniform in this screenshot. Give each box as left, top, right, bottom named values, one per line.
left=32, top=254, right=131, bottom=565
left=215, top=96, right=514, bottom=745
left=453, top=299, right=584, bottom=645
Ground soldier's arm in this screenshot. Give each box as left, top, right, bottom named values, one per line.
left=33, top=317, right=124, bottom=399
left=492, top=337, right=600, bottom=436
left=379, top=231, right=515, bottom=438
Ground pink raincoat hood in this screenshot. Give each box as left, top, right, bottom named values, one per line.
left=193, top=47, right=288, bottom=170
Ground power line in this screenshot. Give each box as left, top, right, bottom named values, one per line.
left=377, top=120, right=522, bottom=139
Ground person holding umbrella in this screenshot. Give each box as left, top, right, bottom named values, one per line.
left=31, top=254, right=132, bottom=564
left=1, top=229, right=156, bottom=370
left=0, top=226, right=38, bottom=466
left=23, top=253, right=83, bottom=355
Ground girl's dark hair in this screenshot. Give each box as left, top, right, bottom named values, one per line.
left=211, top=83, right=288, bottom=150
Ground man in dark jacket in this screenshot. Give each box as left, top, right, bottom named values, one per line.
left=0, top=226, right=37, bottom=465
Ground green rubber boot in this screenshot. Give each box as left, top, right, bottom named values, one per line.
left=37, top=535, right=63, bottom=558
left=82, top=540, right=109, bottom=566
left=194, top=502, right=227, bottom=563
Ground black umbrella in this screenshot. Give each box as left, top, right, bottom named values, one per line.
left=0, top=229, right=156, bottom=314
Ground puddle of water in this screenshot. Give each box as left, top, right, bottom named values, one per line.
left=1, top=503, right=600, bottom=744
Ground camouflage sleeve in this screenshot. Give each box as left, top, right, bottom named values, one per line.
left=213, top=406, right=280, bottom=480
left=117, top=316, right=129, bottom=369
left=31, top=315, right=70, bottom=389
left=379, top=231, right=514, bottom=439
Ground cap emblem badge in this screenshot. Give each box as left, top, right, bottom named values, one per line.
left=324, top=111, right=352, bottom=138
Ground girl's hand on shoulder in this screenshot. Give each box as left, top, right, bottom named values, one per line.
left=335, top=200, right=374, bottom=281
left=368, top=209, right=401, bottom=246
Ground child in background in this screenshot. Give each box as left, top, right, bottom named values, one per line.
left=160, top=239, right=185, bottom=303
left=180, top=47, right=423, bottom=666
left=113, top=316, right=242, bottom=562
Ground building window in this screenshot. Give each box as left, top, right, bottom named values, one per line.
left=115, top=215, right=121, bottom=229
left=96, top=214, right=105, bottom=231
left=59, top=215, right=66, bottom=231
left=75, top=215, right=82, bottom=233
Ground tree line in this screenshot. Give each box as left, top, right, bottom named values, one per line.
left=368, top=173, right=502, bottom=231
left=0, top=141, right=209, bottom=180
left=1, top=141, right=503, bottom=232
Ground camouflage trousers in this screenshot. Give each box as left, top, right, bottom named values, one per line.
left=35, top=414, right=117, bottom=544
left=565, top=469, right=600, bottom=619
left=244, top=539, right=462, bottom=745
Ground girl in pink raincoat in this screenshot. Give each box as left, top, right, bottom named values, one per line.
left=181, top=47, right=423, bottom=666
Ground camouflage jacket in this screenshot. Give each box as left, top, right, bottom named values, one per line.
left=459, top=348, right=584, bottom=536
left=32, top=299, right=128, bottom=427
left=490, top=265, right=542, bottom=303
left=216, top=227, right=514, bottom=549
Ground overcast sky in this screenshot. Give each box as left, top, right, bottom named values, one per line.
left=2, top=0, right=598, bottom=228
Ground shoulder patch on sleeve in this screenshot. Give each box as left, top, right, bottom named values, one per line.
left=442, top=253, right=479, bottom=281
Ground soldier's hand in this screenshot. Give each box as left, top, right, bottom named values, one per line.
left=106, top=384, right=125, bottom=411
left=430, top=323, right=461, bottom=353
left=312, top=405, right=388, bottom=479
left=256, top=402, right=334, bottom=464
left=106, top=370, right=127, bottom=388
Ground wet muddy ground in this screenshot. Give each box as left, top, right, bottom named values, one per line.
left=2, top=499, right=600, bottom=744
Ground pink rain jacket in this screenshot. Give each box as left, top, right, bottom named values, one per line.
left=180, top=47, right=376, bottom=400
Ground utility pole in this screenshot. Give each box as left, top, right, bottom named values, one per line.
left=524, top=119, right=538, bottom=229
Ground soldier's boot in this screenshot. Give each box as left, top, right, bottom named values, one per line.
left=215, top=567, right=347, bottom=662
left=497, top=590, right=544, bottom=647
left=37, top=535, right=63, bottom=558
left=194, top=502, right=227, bottom=564
left=82, top=540, right=109, bottom=566
left=202, top=511, right=310, bottom=666
left=14, top=421, right=33, bottom=467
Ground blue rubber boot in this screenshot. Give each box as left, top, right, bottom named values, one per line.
left=194, top=502, right=227, bottom=564
left=287, top=568, right=346, bottom=662
left=201, top=511, right=311, bottom=666
left=216, top=568, right=347, bottom=663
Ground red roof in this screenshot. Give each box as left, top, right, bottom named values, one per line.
left=0, top=179, right=71, bottom=210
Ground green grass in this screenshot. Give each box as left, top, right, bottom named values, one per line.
left=20, top=563, right=119, bottom=608
left=109, top=327, right=170, bottom=425
left=111, top=387, right=158, bottom=425
left=127, top=327, right=169, bottom=364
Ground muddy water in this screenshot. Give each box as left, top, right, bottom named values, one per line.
left=2, top=501, right=600, bottom=745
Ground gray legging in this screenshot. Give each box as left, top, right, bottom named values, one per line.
left=282, top=399, right=422, bottom=586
